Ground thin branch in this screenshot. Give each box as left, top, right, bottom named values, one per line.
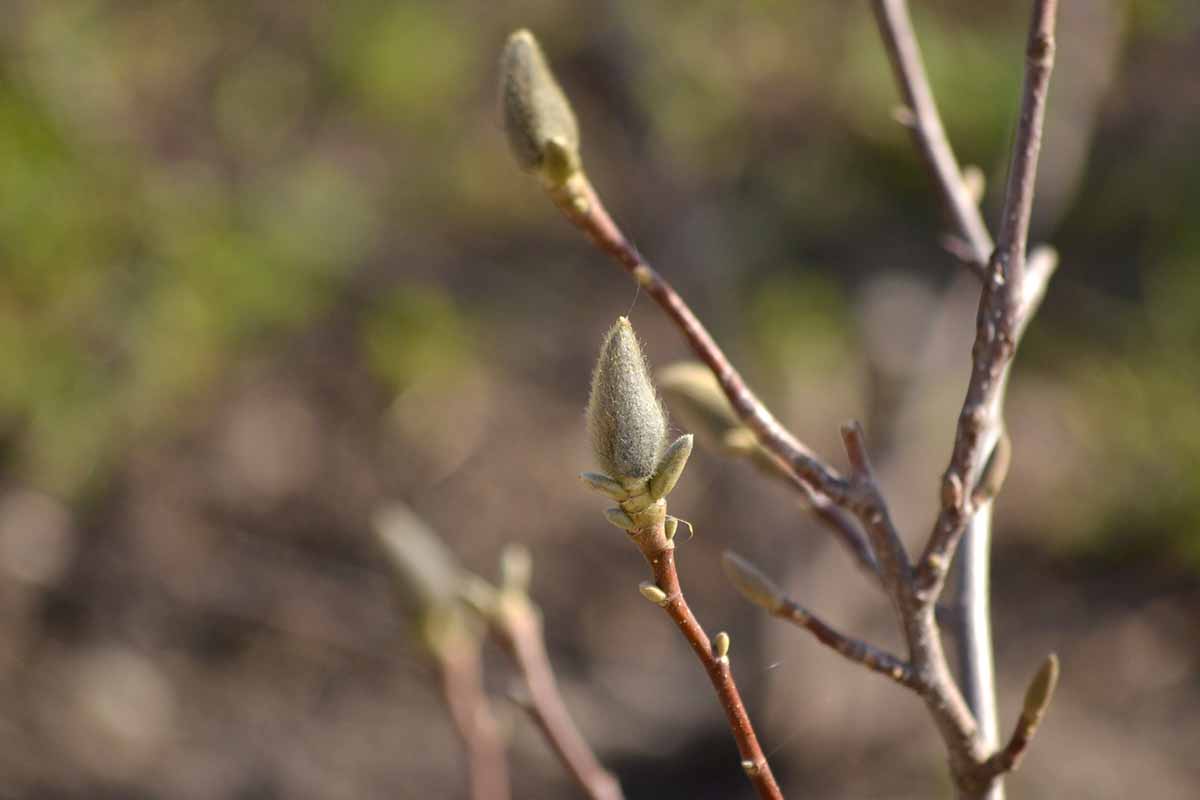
left=917, top=0, right=1060, bottom=602
left=436, top=639, right=511, bottom=800
left=777, top=448, right=881, bottom=582
left=491, top=593, right=624, bottom=800
left=779, top=597, right=918, bottom=689
left=870, top=0, right=994, bottom=271
left=630, top=523, right=784, bottom=800
left=836, top=422, right=911, bottom=602
left=951, top=504, right=1001, bottom=753
left=723, top=551, right=916, bottom=690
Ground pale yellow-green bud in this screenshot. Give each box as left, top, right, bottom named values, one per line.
left=1022, top=653, right=1060, bottom=720
left=649, top=434, right=693, bottom=502
left=721, top=551, right=786, bottom=613
left=374, top=504, right=478, bottom=655
left=374, top=504, right=462, bottom=614
left=638, top=581, right=669, bottom=606
left=499, top=29, right=581, bottom=188
left=713, top=631, right=731, bottom=661
left=973, top=431, right=1012, bottom=505
left=587, top=318, right=668, bottom=483
left=657, top=362, right=745, bottom=452
left=580, top=471, right=629, bottom=501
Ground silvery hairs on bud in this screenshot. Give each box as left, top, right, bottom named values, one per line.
left=499, top=29, right=580, bottom=186
left=587, top=318, right=668, bottom=482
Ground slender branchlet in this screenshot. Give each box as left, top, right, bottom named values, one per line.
left=500, top=29, right=581, bottom=189
left=723, top=550, right=917, bottom=690
left=374, top=507, right=509, bottom=800
left=485, top=548, right=625, bottom=800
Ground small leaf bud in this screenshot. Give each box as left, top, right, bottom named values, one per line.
left=648, top=434, right=693, bottom=501
left=713, top=631, right=731, bottom=662
left=1022, top=653, right=1060, bottom=721
left=638, top=581, right=669, bottom=606
left=721, top=551, right=787, bottom=613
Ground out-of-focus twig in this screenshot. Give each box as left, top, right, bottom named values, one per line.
left=481, top=548, right=625, bottom=800
left=871, top=0, right=993, bottom=273
left=375, top=506, right=509, bottom=800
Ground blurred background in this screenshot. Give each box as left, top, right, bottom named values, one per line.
left=0, top=0, right=1198, bottom=797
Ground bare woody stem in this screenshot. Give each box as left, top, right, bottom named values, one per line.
left=871, top=0, right=994, bottom=270
left=917, top=0, right=1059, bottom=603
left=436, top=639, right=511, bottom=800
left=872, top=6, right=1061, bottom=794
left=491, top=595, right=624, bottom=800
left=629, top=521, right=783, bottom=800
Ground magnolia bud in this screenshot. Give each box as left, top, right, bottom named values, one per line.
left=1022, top=653, right=1060, bottom=721
left=648, top=434, right=693, bottom=501
left=722, top=551, right=786, bottom=613
left=713, top=631, right=731, bottom=661
left=587, top=318, right=668, bottom=482
left=499, top=29, right=581, bottom=188
left=638, top=581, right=669, bottom=606
left=374, top=505, right=462, bottom=613
left=657, top=363, right=744, bottom=451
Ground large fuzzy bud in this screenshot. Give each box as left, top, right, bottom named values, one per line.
left=587, top=318, right=668, bottom=482
left=499, top=29, right=581, bottom=188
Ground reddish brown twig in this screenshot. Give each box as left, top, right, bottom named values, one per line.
left=491, top=592, right=624, bottom=800
left=629, top=522, right=783, bottom=800
left=436, top=638, right=511, bottom=800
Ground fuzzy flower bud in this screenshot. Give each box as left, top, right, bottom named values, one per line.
left=587, top=318, right=668, bottom=482
left=500, top=29, right=581, bottom=188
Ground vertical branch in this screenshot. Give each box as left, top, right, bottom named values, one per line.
left=871, top=0, right=994, bottom=269
left=918, top=0, right=1060, bottom=602
left=953, top=506, right=1000, bottom=754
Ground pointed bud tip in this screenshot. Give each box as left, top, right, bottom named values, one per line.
left=721, top=551, right=785, bottom=612
left=638, top=581, right=669, bottom=606
left=1023, top=653, right=1060, bottom=719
